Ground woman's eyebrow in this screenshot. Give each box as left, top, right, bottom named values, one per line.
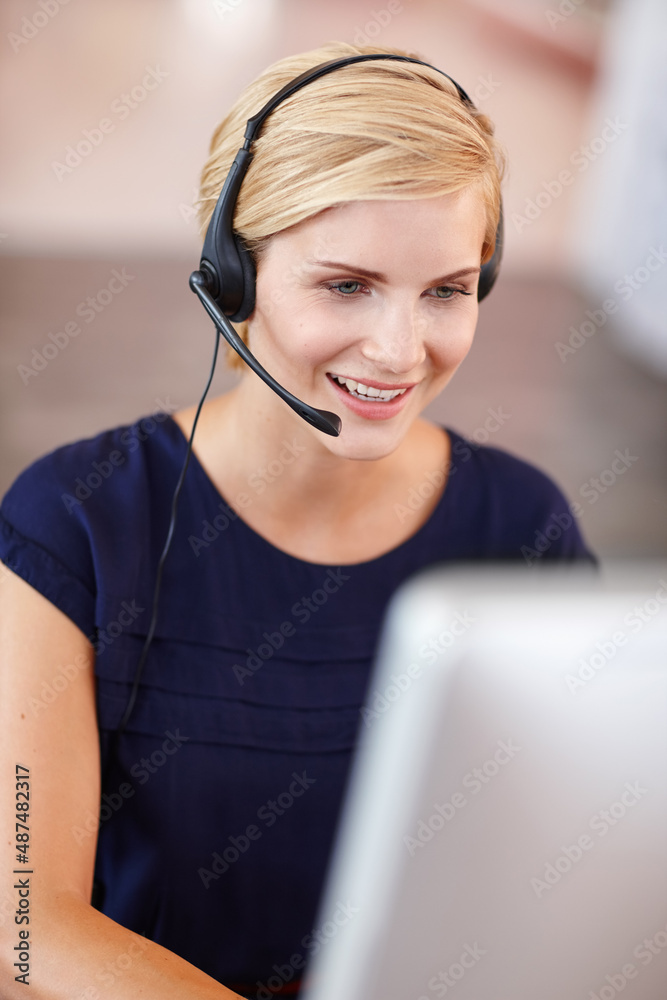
left=305, top=260, right=481, bottom=283
left=305, top=259, right=384, bottom=280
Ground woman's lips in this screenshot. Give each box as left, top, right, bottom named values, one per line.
left=326, top=372, right=416, bottom=420
left=328, top=372, right=418, bottom=391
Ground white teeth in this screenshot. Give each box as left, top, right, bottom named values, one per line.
left=332, top=374, right=408, bottom=401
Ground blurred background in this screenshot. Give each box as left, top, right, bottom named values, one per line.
left=1, top=0, right=665, bottom=557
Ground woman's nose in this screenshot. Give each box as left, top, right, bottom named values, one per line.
left=358, top=301, right=427, bottom=374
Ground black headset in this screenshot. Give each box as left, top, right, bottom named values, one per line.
left=189, top=52, right=504, bottom=438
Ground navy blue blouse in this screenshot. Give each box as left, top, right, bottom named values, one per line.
left=0, top=415, right=594, bottom=994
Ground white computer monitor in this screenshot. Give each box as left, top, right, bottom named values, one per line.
left=303, top=562, right=667, bottom=1000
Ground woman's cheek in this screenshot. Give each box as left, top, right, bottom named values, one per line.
left=290, top=303, right=360, bottom=367
left=430, top=317, right=477, bottom=373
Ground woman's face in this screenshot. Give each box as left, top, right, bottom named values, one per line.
left=246, top=189, right=487, bottom=460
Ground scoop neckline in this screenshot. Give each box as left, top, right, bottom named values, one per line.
left=164, top=415, right=460, bottom=570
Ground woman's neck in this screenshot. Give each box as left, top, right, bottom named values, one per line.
left=172, top=382, right=450, bottom=563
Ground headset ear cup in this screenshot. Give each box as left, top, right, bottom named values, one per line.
left=227, top=236, right=257, bottom=323
left=477, top=204, right=504, bottom=302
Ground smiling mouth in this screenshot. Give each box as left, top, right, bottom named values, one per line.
left=328, top=374, right=410, bottom=402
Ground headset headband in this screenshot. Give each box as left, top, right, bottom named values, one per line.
left=199, top=53, right=503, bottom=321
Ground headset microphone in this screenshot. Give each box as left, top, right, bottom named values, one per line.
left=188, top=271, right=341, bottom=436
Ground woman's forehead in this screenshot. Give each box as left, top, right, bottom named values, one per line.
left=263, top=192, right=487, bottom=268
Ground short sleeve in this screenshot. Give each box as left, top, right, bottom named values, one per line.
left=0, top=440, right=102, bottom=639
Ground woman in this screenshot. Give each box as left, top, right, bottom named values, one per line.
left=0, top=41, right=594, bottom=999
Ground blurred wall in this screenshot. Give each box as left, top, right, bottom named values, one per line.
left=1, top=0, right=665, bottom=558
left=571, top=0, right=667, bottom=376
left=1, top=0, right=603, bottom=268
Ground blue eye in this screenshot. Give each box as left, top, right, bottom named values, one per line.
left=429, top=286, right=472, bottom=300
left=330, top=280, right=363, bottom=295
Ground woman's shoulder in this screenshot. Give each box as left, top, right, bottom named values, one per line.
left=2, top=404, right=179, bottom=520
left=443, top=426, right=594, bottom=563
left=0, top=406, right=182, bottom=635
left=447, top=424, right=566, bottom=489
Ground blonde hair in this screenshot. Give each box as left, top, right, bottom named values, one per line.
left=197, top=41, right=505, bottom=368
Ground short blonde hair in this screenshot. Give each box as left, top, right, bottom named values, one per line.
left=197, top=41, right=505, bottom=368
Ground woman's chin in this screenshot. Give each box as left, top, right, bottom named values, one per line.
left=319, top=418, right=414, bottom=463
